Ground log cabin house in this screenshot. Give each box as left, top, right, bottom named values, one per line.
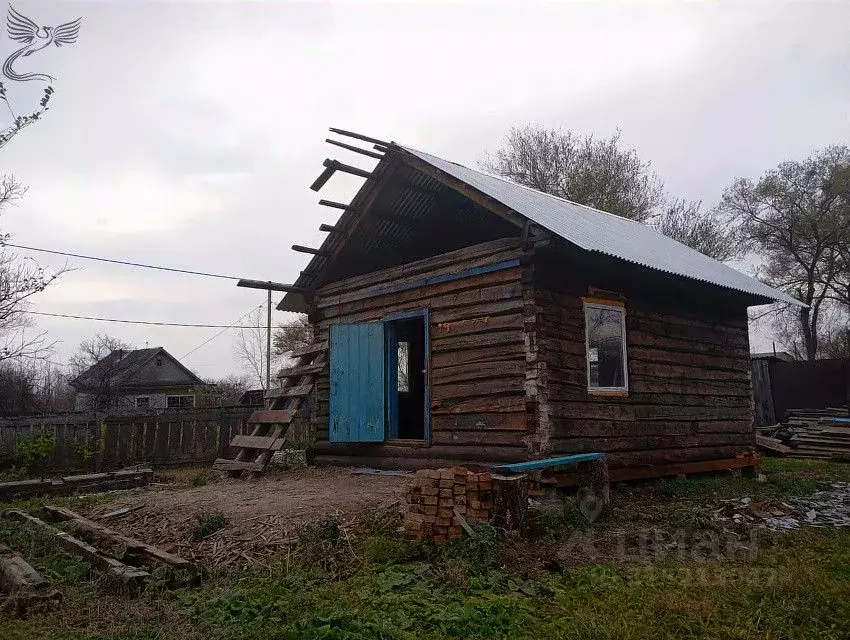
left=276, top=130, right=801, bottom=477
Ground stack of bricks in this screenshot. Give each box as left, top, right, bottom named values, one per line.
left=404, top=467, right=492, bottom=542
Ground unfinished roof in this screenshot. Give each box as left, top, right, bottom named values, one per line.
left=70, top=347, right=206, bottom=391
left=280, top=136, right=802, bottom=310
left=399, top=146, right=801, bottom=307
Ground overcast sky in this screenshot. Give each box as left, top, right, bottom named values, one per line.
left=1, top=0, right=848, bottom=381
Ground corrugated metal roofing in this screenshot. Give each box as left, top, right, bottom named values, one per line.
left=401, top=145, right=802, bottom=307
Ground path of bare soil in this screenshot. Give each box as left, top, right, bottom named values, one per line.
left=81, top=466, right=408, bottom=569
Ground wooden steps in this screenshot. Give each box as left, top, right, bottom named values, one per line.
left=213, top=342, right=327, bottom=473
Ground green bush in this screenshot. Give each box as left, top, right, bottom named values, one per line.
left=14, top=432, right=56, bottom=477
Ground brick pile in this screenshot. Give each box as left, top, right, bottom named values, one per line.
left=403, top=467, right=492, bottom=542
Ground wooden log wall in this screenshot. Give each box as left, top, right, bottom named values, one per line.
left=533, top=252, right=756, bottom=468
left=311, top=237, right=537, bottom=463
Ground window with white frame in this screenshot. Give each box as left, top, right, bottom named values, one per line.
left=166, top=395, right=195, bottom=409
left=584, top=301, right=628, bottom=392
left=135, top=396, right=150, bottom=409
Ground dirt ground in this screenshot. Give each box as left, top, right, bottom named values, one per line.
left=81, top=466, right=409, bottom=569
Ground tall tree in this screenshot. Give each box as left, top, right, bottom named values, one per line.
left=717, top=145, right=850, bottom=361
left=234, top=308, right=282, bottom=390
left=484, top=125, right=739, bottom=260
left=484, top=126, right=664, bottom=222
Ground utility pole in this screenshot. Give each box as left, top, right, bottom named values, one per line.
left=236, top=279, right=310, bottom=390
left=267, top=288, right=272, bottom=390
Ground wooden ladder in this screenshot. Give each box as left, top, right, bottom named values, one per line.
left=213, top=341, right=328, bottom=473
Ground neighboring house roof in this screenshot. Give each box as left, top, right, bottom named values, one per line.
left=400, top=146, right=802, bottom=307
left=69, top=347, right=206, bottom=392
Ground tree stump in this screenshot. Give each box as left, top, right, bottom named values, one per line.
left=491, top=474, right=528, bottom=531
left=576, top=459, right=610, bottom=523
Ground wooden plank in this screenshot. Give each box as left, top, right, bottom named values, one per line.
left=277, top=362, right=325, bottom=379
left=756, top=435, right=792, bottom=454
left=229, top=434, right=286, bottom=450
left=264, top=384, right=313, bottom=399
left=317, top=237, right=523, bottom=296
left=212, top=459, right=265, bottom=472
left=493, top=453, right=604, bottom=473
left=3, top=509, right=149, bottom=588
left=287, top=341, right=329, bottom=359
left=248, top=409, right=297, bottom=425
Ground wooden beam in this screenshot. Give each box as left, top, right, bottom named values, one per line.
left=319, top=224, right=335, bottom=232
left=236, top=279, right=309, bottom=294
left=3, top=509, right=149, bottom=588
left=248, top=409, right=297, bottom=425
left=318, top=199, right=352, bottom=211
left=287, top=340, right=328, bottom=359
left=326, top=138, right=384, bottom=160
left=329, top=127, right=391, bottom=148
left=323, top=158, right=373, bottom=180
left=42, top=506, right=194, bottom=573
left=292, top=245, right=328, bottom=256
left=310, top=165, right=335, bottom=192
left=212, top=459, right=265, bottom=472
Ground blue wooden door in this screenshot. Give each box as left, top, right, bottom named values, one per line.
left=329, top=322, right=386, bottom=442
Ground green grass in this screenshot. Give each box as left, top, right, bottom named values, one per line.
left=1, top=459, right=849, bottom=640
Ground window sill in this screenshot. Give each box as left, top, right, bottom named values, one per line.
left=588, top=389, right=629, bottom=398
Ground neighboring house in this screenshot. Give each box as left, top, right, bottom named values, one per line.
left=276, top=134, right=801, bottom=476
left=69, top=347, right=206, bottom=411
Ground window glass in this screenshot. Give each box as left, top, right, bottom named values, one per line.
left=166, top=395, right=195, bottom=409
left=585, top=305, right=626, bottom=390
left=135, top=396, right=150, bottom=408
left=397, top=341, right=410, bottom=393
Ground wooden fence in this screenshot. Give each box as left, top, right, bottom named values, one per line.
left=0, top=407, right=259, bottom=471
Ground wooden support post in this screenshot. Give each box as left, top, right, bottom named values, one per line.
left=491, top=474, right=528, bottom=532
left=575, top=458, right=610, bottom=523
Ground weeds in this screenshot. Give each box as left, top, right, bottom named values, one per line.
left=190, top=512, right=228, bottom=541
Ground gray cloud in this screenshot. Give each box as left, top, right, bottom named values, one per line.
left=1, top=0, right=847, bottom=377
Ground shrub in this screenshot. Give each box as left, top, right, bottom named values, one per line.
left=14, top=432, right=56, bottom=477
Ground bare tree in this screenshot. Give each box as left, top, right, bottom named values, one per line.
left=234, top=308, right=281, bottom=390
left=653, top=198, right=741, bottom=262
left=718, top=145, right=850, bottom=361
left=0, top=176, right=68, bottom=362
left=196, top=374, right=250, bottom=408
left=483, top=125, right=664, bottom=222
left=68, top=334, right=133, bottom=410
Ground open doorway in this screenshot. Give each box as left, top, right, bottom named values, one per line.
left=386, top=314, right=427, bottom=440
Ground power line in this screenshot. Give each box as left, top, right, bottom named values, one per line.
left=4, top=243, right=244, bottom=281
left=25, top=310, right=271, bottom=329
left=181, top=304, right=266, bottom=360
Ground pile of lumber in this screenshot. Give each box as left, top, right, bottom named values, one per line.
left=0, top=467, right=152, bottom=501
left=757, top=408, right=850, bottom=459
left=404, top=467, right=492, bottom=542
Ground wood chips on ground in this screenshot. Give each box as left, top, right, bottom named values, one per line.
left=80, top=467, right=408, bottom=570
